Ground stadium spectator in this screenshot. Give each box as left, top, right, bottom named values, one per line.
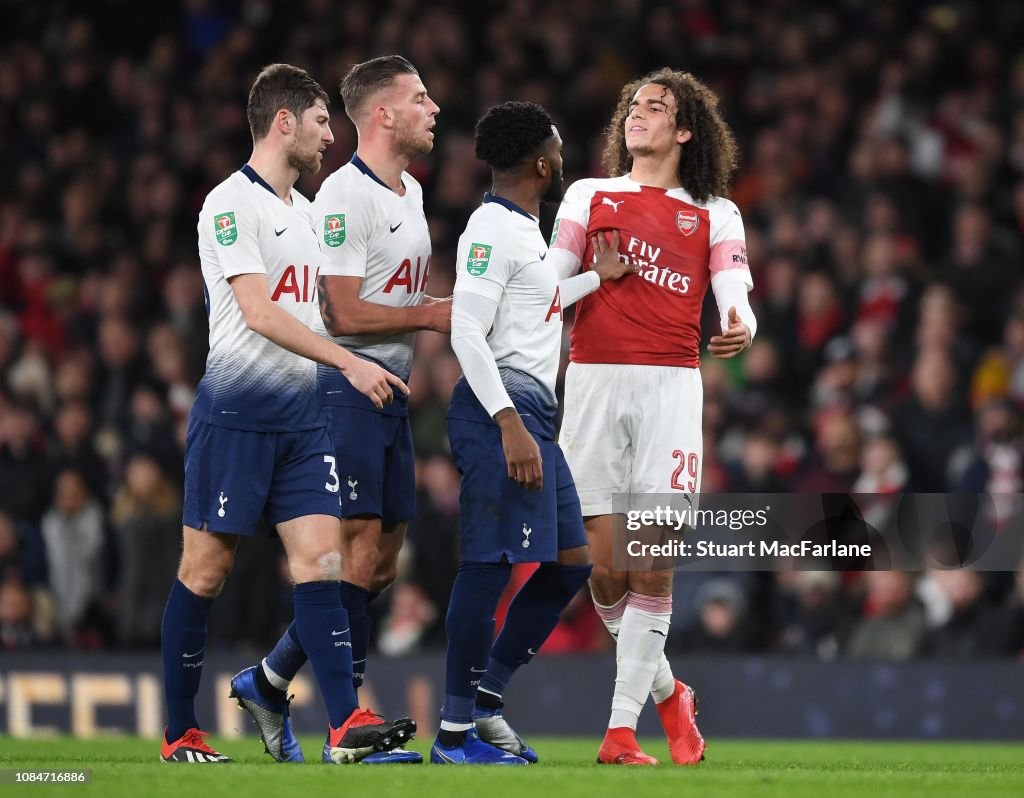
left=892, top=348, right=973, bottom=491
left=0, top=575, right=39, bottom=650
left=773, top=571, right=854, bottom=659
left=110, top=451, right=181, bottom=647
left=845, top=571, right=928, bottom=661
left=678, top=577, right=756, bottom=654
left=39, top=468, right=109, bottom=645
left=923, top=568, right=1010, bottom=658
left=0, top=509, right=48, bottom=587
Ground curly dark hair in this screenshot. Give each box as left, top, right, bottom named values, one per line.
left=475, top=101, right=555, bottom=170
left=601, top=68, right=738, bottom=203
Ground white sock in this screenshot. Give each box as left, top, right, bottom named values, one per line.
left=261, top=658, right=290, bottom=691
left=592, top=592, right=627, bottom=638
left=608, top=592, right=672, bottom=730
left=651, top=656, right=676, bottom=703
left=594, top=592, right=676, bottom=705
left=440, top=720, right=474, bottom=732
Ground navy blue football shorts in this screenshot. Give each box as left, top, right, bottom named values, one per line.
left=448, top=416, right=587, bottom=563
left=322, top=404, right=416, bottom=525
left=182, top=416, right=342, bottom=535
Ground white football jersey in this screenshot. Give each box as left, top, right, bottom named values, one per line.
left=192, top=166, right=323, bottom=431
left=311, top=156, right=431, bottom=393
left=454, top=194, right=563, bottom=412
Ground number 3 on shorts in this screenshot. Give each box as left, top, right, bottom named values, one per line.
left=671, top=450, right=699, bottom=493
left=324, top=455, right=340, bottom=493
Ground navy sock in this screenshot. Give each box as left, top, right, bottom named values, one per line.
left=161, top=579, right=214, bottom=741
left=441, top=561, right=511, bottom=724
left=481, top=563, right=592, bottom=697
left=291, top=581, right=358, bottom=728
left=338, top=581, right=371, bottom=693
left=264, top=622, right=308, bottom=686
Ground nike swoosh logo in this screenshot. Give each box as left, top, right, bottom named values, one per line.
left=649, top=629, right=667, bottom=637
left=389, top=222, right=403, bottom=233
left=275, top=228, right=287, bottom=236
left=527, top=647, right=537, bottom=656
left=182, top=649, right=204, bottom=658
left=331, top=628, right=350, bottom=636
left=470, top=667, right=487, bottom=673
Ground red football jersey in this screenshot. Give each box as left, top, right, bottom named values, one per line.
left=548, top=175, right=750, bottom=367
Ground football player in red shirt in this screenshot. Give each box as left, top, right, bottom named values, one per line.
left=548, top=68, right=756, bottom=765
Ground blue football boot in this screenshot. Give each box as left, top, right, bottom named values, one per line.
left=229, top=666, right=303, bottom=763
left=474, top=708, right=538, bottom=763
left=430, top=727, right=528, bottom=765
left=362, top=748, right=424, bottom=764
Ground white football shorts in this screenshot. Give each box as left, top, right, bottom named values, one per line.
left=560, top=362, right=703, bottom=516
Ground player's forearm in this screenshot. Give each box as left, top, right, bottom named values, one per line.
left=451, top=332, right=515, bottom=418
left=711, top=271, right=758, bottom=340
left=320, top=296, right=431, bottom=336
left=244, top=301, right=350, bottom=370
left=558, top=271, right=601, bottom=308
left=450, top=291, right=514, bottom=417
left=546, top=246, right=583, bottom=280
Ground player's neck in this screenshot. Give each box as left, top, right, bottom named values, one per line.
left=354, top=144, right=408, bottom=195
left=489, top=181, right=539, bottom=218
left=627, top=154, right=682, bottom=190
left=246, top=149, right=298, bottom=204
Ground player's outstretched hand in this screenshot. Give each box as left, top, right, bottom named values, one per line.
left=495, top=408, right=543, bottom=491
left=421, top=295, right=453, bottom=334
left=590, top=230, right=633, bottom=283
left=709, top=306, right=751, bottom=359
left=340, top=355, right=410, bottom=409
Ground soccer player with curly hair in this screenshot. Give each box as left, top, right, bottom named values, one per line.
left=547, top=68, right=757, bottom=765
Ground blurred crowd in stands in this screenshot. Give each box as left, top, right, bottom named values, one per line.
left=1, top=0, right=1023, bottom=660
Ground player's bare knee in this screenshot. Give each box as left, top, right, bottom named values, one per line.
left=178, top=556, right=231, bottom=598
left=628, top=569, right=673, bottom=597
left=369, top=563, right=398, bottom=594
left=589, top=564, right=627, bottom=605
left=314, top=550, right=342, bottom=581
left=558, top=545, right=591, bottom=567
left=368, top=572, right=395, bottom=595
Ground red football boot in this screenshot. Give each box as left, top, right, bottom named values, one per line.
left=655, top=680, right=705, bottom=765
left=324, top=708, right=417, bottom=764
left=596, top=726, right=659, bottom=765
left=160, top=728, right=232, bottom=763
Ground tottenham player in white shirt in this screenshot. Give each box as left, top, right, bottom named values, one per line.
left=161, top=64, right=414, bottom=765
left=233, top=56, right=445, bottom=765
left=432, top=102, right=634, bottom=765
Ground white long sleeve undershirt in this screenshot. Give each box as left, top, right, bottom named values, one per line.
left=711, top=270, right=757, bottom=340
left=450, top=270, right=602, bottom=419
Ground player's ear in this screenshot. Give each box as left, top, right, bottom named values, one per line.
left=275, top=109, right=293, bottom=136
left=677, top=128, right=693, bottom=145
left=535, top=156, right=548, bottom=179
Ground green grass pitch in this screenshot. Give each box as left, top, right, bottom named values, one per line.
left=2, top=736, right=1022, bottom=798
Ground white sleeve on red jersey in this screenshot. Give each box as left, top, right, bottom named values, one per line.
left=712, top=270, right=757, bottom=340
left=708, top=197, right=752, bottom=288
left=547, top=179, right=595, bottom=279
